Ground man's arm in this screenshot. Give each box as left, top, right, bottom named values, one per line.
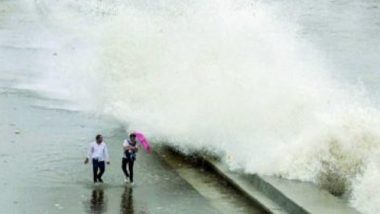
left=84, top=143, right=92, bottom=164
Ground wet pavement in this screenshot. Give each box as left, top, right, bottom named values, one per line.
left=0, top=89, right=267, bottom=213
left=0, top=89, right=216, bottom=214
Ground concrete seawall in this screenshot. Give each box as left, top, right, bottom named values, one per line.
left=157, top=146, right=361, bottom=214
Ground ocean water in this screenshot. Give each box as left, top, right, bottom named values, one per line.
left=1, top=0, right=380, bottom=213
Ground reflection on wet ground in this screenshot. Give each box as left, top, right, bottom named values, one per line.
left=120, top=187, right=134, bottom=214
left=88, top=188, right=106, bottom=214
left=85, top=186, right=151, bottom=214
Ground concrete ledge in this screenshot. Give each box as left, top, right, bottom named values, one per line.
left=160, top=146, right=361, bottom=214
left=204, top=158, right=288, bottom=214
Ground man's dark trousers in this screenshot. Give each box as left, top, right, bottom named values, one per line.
left=92, top=159, right=105, bottom=183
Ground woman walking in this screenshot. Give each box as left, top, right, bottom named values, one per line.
left=121, top=133, right=138, bottom=185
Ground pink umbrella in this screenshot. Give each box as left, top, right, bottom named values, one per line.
left=134, top=131, right=152, bottom=154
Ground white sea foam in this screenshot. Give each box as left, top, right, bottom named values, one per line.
left=15, top=0, right=380, bottom=212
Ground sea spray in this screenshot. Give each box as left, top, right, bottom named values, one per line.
left=18, top=0, right=380, bottom=213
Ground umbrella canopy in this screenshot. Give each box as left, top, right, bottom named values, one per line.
left=133, top=131, right=152, bottom=154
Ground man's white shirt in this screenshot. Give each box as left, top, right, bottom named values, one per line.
left=87, top=141, right=109, bottom=162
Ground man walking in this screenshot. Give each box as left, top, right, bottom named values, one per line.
left=84, top=134, right=110, bottom=184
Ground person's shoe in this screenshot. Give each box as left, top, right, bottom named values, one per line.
left=130, top=182, right=134, bottom=186
left=124, top=177, right=129, bottom=183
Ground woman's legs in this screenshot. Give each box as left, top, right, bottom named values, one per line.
left=121, top=158, right=129, bottom=178
left=127, top=159, right=135, bottom=183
